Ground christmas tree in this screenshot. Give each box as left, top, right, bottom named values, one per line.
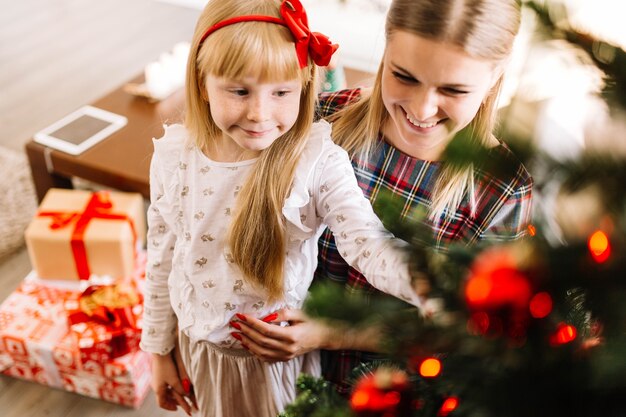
left=281, top=2, right=626, bottom=416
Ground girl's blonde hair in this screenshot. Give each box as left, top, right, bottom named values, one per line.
left=185, top=0, right=318, bottom=301
left=330, top=0, right=520, bottom=220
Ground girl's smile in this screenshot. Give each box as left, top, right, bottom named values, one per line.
left=240, top=127, right=274, bottom=138
left=204, top=74, right=302, bottom=161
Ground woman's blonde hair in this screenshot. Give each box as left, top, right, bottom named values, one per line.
left=185, top=0, right=318, bottom=301
left=330, top=0, right=520, bottom=220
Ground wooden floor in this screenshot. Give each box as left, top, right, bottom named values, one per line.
left=0, top=0, right=199, bottom=415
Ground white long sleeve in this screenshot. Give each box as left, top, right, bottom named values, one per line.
left=311, top=145, right=422, bottom=307
left=140, top=139, right=180, bottom=355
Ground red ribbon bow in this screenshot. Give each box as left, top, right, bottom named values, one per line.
left=68, top=285, right=138, bottom=329
left=280, top=0, right=339, bottom=68
left=38, top=191, right=137, bottom=280
left=198, top=0, right=338, bottom=69
left=66, top=284, right=141, bottom=359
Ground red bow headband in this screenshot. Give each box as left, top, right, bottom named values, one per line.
left=198, top=0, right=338, bottom=68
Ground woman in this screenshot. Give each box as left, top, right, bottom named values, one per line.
left=202, top=0, right=532, bottom=396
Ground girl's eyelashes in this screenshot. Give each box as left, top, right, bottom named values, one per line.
left=226, top=88, right=292, bottom=97
left=230, top=88, right=248, bottom=96
left=275, top=90, right=291, bottom=97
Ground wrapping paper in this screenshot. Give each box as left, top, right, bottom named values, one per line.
left=0, top=253, right=150, bottom=408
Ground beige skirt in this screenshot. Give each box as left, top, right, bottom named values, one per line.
left=178, top=332, right=321, bottom=417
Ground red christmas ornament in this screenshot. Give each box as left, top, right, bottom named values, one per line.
left=550, top=322, right=577, bottom=346
left=438, top=396, right=459, bottom=416
left=465, top=247, right=534, bottom=340
left=351, top=368, right=413, bottom=417
left=529, top=292, right=553, bottom=319
left=465, top=256, right=532, bottom=310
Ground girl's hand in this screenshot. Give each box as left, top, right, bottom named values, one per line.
left=151, top=351, right=198, bottom=416
left=172, top=344, right=199, bottom=412
left=232, top=308, right=331, bottom=362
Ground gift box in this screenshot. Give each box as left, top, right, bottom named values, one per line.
left=0, top=257, right=150, bottom=408
left=24, top=188, right=146, bottom=281
left=64, top=283, right=143, bottom=363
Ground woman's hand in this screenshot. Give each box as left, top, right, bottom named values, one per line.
left=232, top=308, right=331, bottom=362
left=151, top=349, right=198, bottom=415
left=232, top=308, right=384, bottom=362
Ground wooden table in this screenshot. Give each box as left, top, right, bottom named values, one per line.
left=25, top=76, right=185, bottom=202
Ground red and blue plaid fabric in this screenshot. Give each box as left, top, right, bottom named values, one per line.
left=314, top=89, right=533, bottom=394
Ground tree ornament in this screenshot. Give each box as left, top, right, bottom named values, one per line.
left=464, top=245, right=535, bottom=340
left=465, top=247, right=532, bottom=311
left=438, top=396, right=459, bottom=416
left=550, top=322, right=577, bottom=346
left=529, top=292, right=553, bottom=318
left=350, top=367, right=413, bottom=417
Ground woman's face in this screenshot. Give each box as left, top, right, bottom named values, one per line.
left=380, top=31, right=499, bottom=160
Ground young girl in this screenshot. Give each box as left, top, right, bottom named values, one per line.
left=233, top=0, right=534, bottom=396
left=139, top=0, right=423, bottom=415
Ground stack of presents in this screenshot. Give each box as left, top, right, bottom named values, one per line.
left=0, top=188, right=151, bottom=408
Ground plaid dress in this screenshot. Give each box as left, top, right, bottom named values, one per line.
left=314, top=89, right=533, bottom=394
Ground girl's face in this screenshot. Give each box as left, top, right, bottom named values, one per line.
left=205, top=74, right=302, bottom=161
left=381, top=31, right=500, bottom=161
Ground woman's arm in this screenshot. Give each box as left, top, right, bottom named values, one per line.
left=234, top=308, right=384, bottom=362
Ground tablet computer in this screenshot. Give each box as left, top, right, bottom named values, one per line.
left=34, top=105, right=128, bottom=155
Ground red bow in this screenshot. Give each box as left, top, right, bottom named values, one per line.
left=198, top=0, right=338, bottom=69
left=66, top=284, right=142, bottom=359
left=68, top=285, right=139, bottom=329
left=280, top=0, right=339, bottom=68
left=38, top=191, right=137, bottom=280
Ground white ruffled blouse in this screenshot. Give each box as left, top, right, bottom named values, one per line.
left=140, top=121, right=421, bottom=355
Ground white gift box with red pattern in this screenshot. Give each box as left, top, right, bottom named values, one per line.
left=0, top=253, right=150, bottom=408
